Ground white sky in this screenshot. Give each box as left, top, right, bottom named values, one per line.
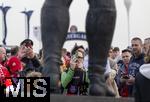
left=0, top=0, right=150, bottom=52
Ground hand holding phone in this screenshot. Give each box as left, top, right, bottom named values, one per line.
left=70, top=54, right=78, bottom=70
left=25, top=42, right=32, bottom=48
left=122, top=75, right=130, bottom=79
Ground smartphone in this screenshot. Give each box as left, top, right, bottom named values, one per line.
left=122, top=75, right=130, bottom=79
left=75, top=51, right=79, bottom=58
left=25, top=42, right=32, bottom=48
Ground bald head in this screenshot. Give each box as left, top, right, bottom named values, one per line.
left=0, top=47, right=6, bottom=54
left=0, top=47, right=6, bottom=62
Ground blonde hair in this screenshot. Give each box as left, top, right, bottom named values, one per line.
left=144, top=46, right=150, bottom=63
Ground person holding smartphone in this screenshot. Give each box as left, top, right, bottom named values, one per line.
left=116, top=49, right=132, bottom=97
left=18, top=39, right=42, bottom=77
left=61, top=50, right=89, bottom=95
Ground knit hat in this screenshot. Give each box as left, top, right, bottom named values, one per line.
left=20, top=39, right=33, bottom=48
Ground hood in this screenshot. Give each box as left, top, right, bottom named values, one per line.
left=140, top=64, right=150, bottom=79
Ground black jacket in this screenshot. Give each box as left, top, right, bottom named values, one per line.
left=135, top=64, right=150, bottom=102
left=20, top=56, right=41, bottom=76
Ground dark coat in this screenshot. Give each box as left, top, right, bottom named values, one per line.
left=135, top=72, right=150, bottom=102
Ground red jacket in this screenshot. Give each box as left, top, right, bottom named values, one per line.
left=0, top=64, right=11, bottom=85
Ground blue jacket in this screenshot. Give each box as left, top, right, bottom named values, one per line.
left=128, top=53, right=145, bottom=96
left=128, top=53, right=145, bottom=77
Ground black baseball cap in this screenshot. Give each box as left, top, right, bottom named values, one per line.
left=20, top=39, right=33, bottom=46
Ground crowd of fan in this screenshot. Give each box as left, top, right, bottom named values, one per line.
left=0, top=36, right=150, bottom=98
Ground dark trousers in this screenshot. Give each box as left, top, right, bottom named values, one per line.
left=41, top=0, right=116, bottom=94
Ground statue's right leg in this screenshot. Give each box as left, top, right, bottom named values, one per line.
left=86, top=0, right=117, bottom=96
left=41, top=0, right=73, bottom=94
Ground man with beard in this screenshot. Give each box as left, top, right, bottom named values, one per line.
left=134, top=38, right=150, bottom=102
left=127, top=37, right=145, bottom=96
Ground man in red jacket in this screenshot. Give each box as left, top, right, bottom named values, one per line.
left=0, top=64, right=11, bottom=95
left=0, top=64, right=10, bottom=82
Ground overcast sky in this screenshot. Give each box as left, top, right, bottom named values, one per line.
left=0, top=0, right=150, bottom=52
